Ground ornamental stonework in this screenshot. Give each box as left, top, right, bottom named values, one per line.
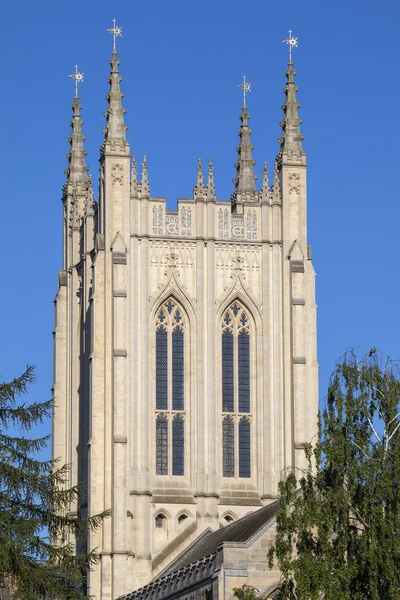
left=289, top=172, right=300, bottom=194
left=111, top=163, right=124, bottom=186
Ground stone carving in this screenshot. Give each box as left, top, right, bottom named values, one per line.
left=231, top=216, right=244, bottom=238
left=166, top=214, right=178, bottom=235
left=181, top=207, right=192, bottom=236
left=247, top=210, right=257, bottom=240
left=111, top=163, right=124, bottom=186
left=218, top=208, right=229, bottom=238
left=152, top=206, right=163, bottom=234
left=69, top=193, right=80, bottom=233
left=289, top=172, right=300, bottom=194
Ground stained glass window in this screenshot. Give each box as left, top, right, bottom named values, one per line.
left=221, top=301, right=252, bottom=478
left=222, top=330, right=234, bottom=412
left=238, top=330, right=250, bottom=413
left=223, top=416, right=235, bottom=477
left=155, top=299, right=186, bottom=477
left=239, top=417, right=251, bottom=478
left=156, top=327, right=168, bottom=410
left=156, top=415, right=168, bottom=475
left=172, top=415, right=184, bottom=476
left=172, top=328, right=184, bottom=411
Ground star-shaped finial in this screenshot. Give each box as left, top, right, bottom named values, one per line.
left=107, top=18, right=122, bottom=51
left=282, top=29, right=299, bottom=61
left=238, top=75, right=251, bottom=107
left=69, top=65, right=84, bottom=96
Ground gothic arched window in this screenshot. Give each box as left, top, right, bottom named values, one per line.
left=221, top=301, right=251, bottom=478
left=155, top=299, right=185, bottom=476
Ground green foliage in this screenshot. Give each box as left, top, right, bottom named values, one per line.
left=268, top=350, right=400, bottom=600
left=233, top=585, right=266, bottom=599
left=0, top=366, right=108, bottom=600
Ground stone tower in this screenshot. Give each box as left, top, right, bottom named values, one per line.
left=52, top=42, right=318, bottom=600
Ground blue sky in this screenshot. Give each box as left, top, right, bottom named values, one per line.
left=1, top=0, right=399, bottom=457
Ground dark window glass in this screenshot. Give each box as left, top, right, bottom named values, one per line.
left=238, top=330, right=250, bottom=413
left=222, top=330, right=234, bottom=412
left=172, top=328, right=184, bottom=410
left=156, top=415, right=168, bottom=475
left=156, top=327, right=168, bottom=410
left=155, top=514, right=165, bottom=528
left=239, top=418, right=251, bottom=478
left=222, top=416, right=235, bottom=477
left=172, top=415, right=184, bottom=476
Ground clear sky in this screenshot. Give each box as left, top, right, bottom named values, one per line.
left=1, top=0, right=399, bottom=458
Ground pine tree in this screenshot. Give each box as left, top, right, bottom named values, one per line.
left=0, top=366, right=108, bottom=600
left=268, top=350, right=400, bottom=600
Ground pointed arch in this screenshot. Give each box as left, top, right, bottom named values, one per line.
left=221, top=510, right=238, bottom=523
left=216, top=281, right=262, bottom=334
left=150, top=272, right=196, bottom=331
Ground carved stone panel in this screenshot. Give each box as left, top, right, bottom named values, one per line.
left=111, top=163, right=124, bottom=186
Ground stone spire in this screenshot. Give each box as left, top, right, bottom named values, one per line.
left=65, top=94, right=88, bottom=186
left=193, top=158, right=204, bottom=199
left=231, top=105, right=257, bottom=208
left=278, top=60, right=304, bottom=157
left=206, top=158, right=216, bottom=200
left=140, top=155, right=150, bottom=197
left=102, top=50, right=128, bottom=147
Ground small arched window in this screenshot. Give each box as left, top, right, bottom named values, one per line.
left=221, top=301, right=251, bottom=478
left=155, top=513, right=166, bottom=528
left=155, top=299, right=186, bottom=476
left=178, top=514, right=188, bottom=525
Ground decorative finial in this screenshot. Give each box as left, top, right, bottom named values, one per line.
left=141, top=154, right=150, bottom=196
left=107, top=18, right=122, bottom=52
left=238, top=75, right=251, bottom=107
left=69, top=65, right=84, bottom=96
left=193, top=158, right=204, bottom=199
left=207, top=158, right=216, bottom=200
left=282, top=29, right=298, bottom=62
left=262, top=161, right=269, bottom=189
left=197, top=158, right=203, bottom=180
left=131, top=154, right=137, bottom=182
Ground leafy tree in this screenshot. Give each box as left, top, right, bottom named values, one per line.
left=0, top=366, right=108, bottom=600
left=268, top=350, right=400, bottom=600
left=233, top=585, right=268, bottom=598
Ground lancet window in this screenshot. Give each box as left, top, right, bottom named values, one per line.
left=155, top=299, right=185, bottom=476
left=221, top=301, right=251, bottom=478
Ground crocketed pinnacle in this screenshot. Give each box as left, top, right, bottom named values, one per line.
left=193, top=158, right=204, bottom=198
left=130, top=154, right=138, bottom=196
left=231, top=106, right=257, bottom=204
left=140, top=155, right=150, bottom=196
left=84, top=176, right=95, bottom=217
left=278, top=61, right=304, bottom=154
left=65, top=95, right=88, bottom=185
left=260, top=161, right=269, bottom=202
left=103, top=50, right=127, bottom=144
left=272, top=160, right=281, bottom=203
left=207, top=158, right=216, bottom=200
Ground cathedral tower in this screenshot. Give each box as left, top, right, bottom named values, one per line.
left=53, top=28, right=318, bottom=600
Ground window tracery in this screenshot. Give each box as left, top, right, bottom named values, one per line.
left=155, top=299, right=186, bottom=476
left=221, top=301, right=251, bottom=478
